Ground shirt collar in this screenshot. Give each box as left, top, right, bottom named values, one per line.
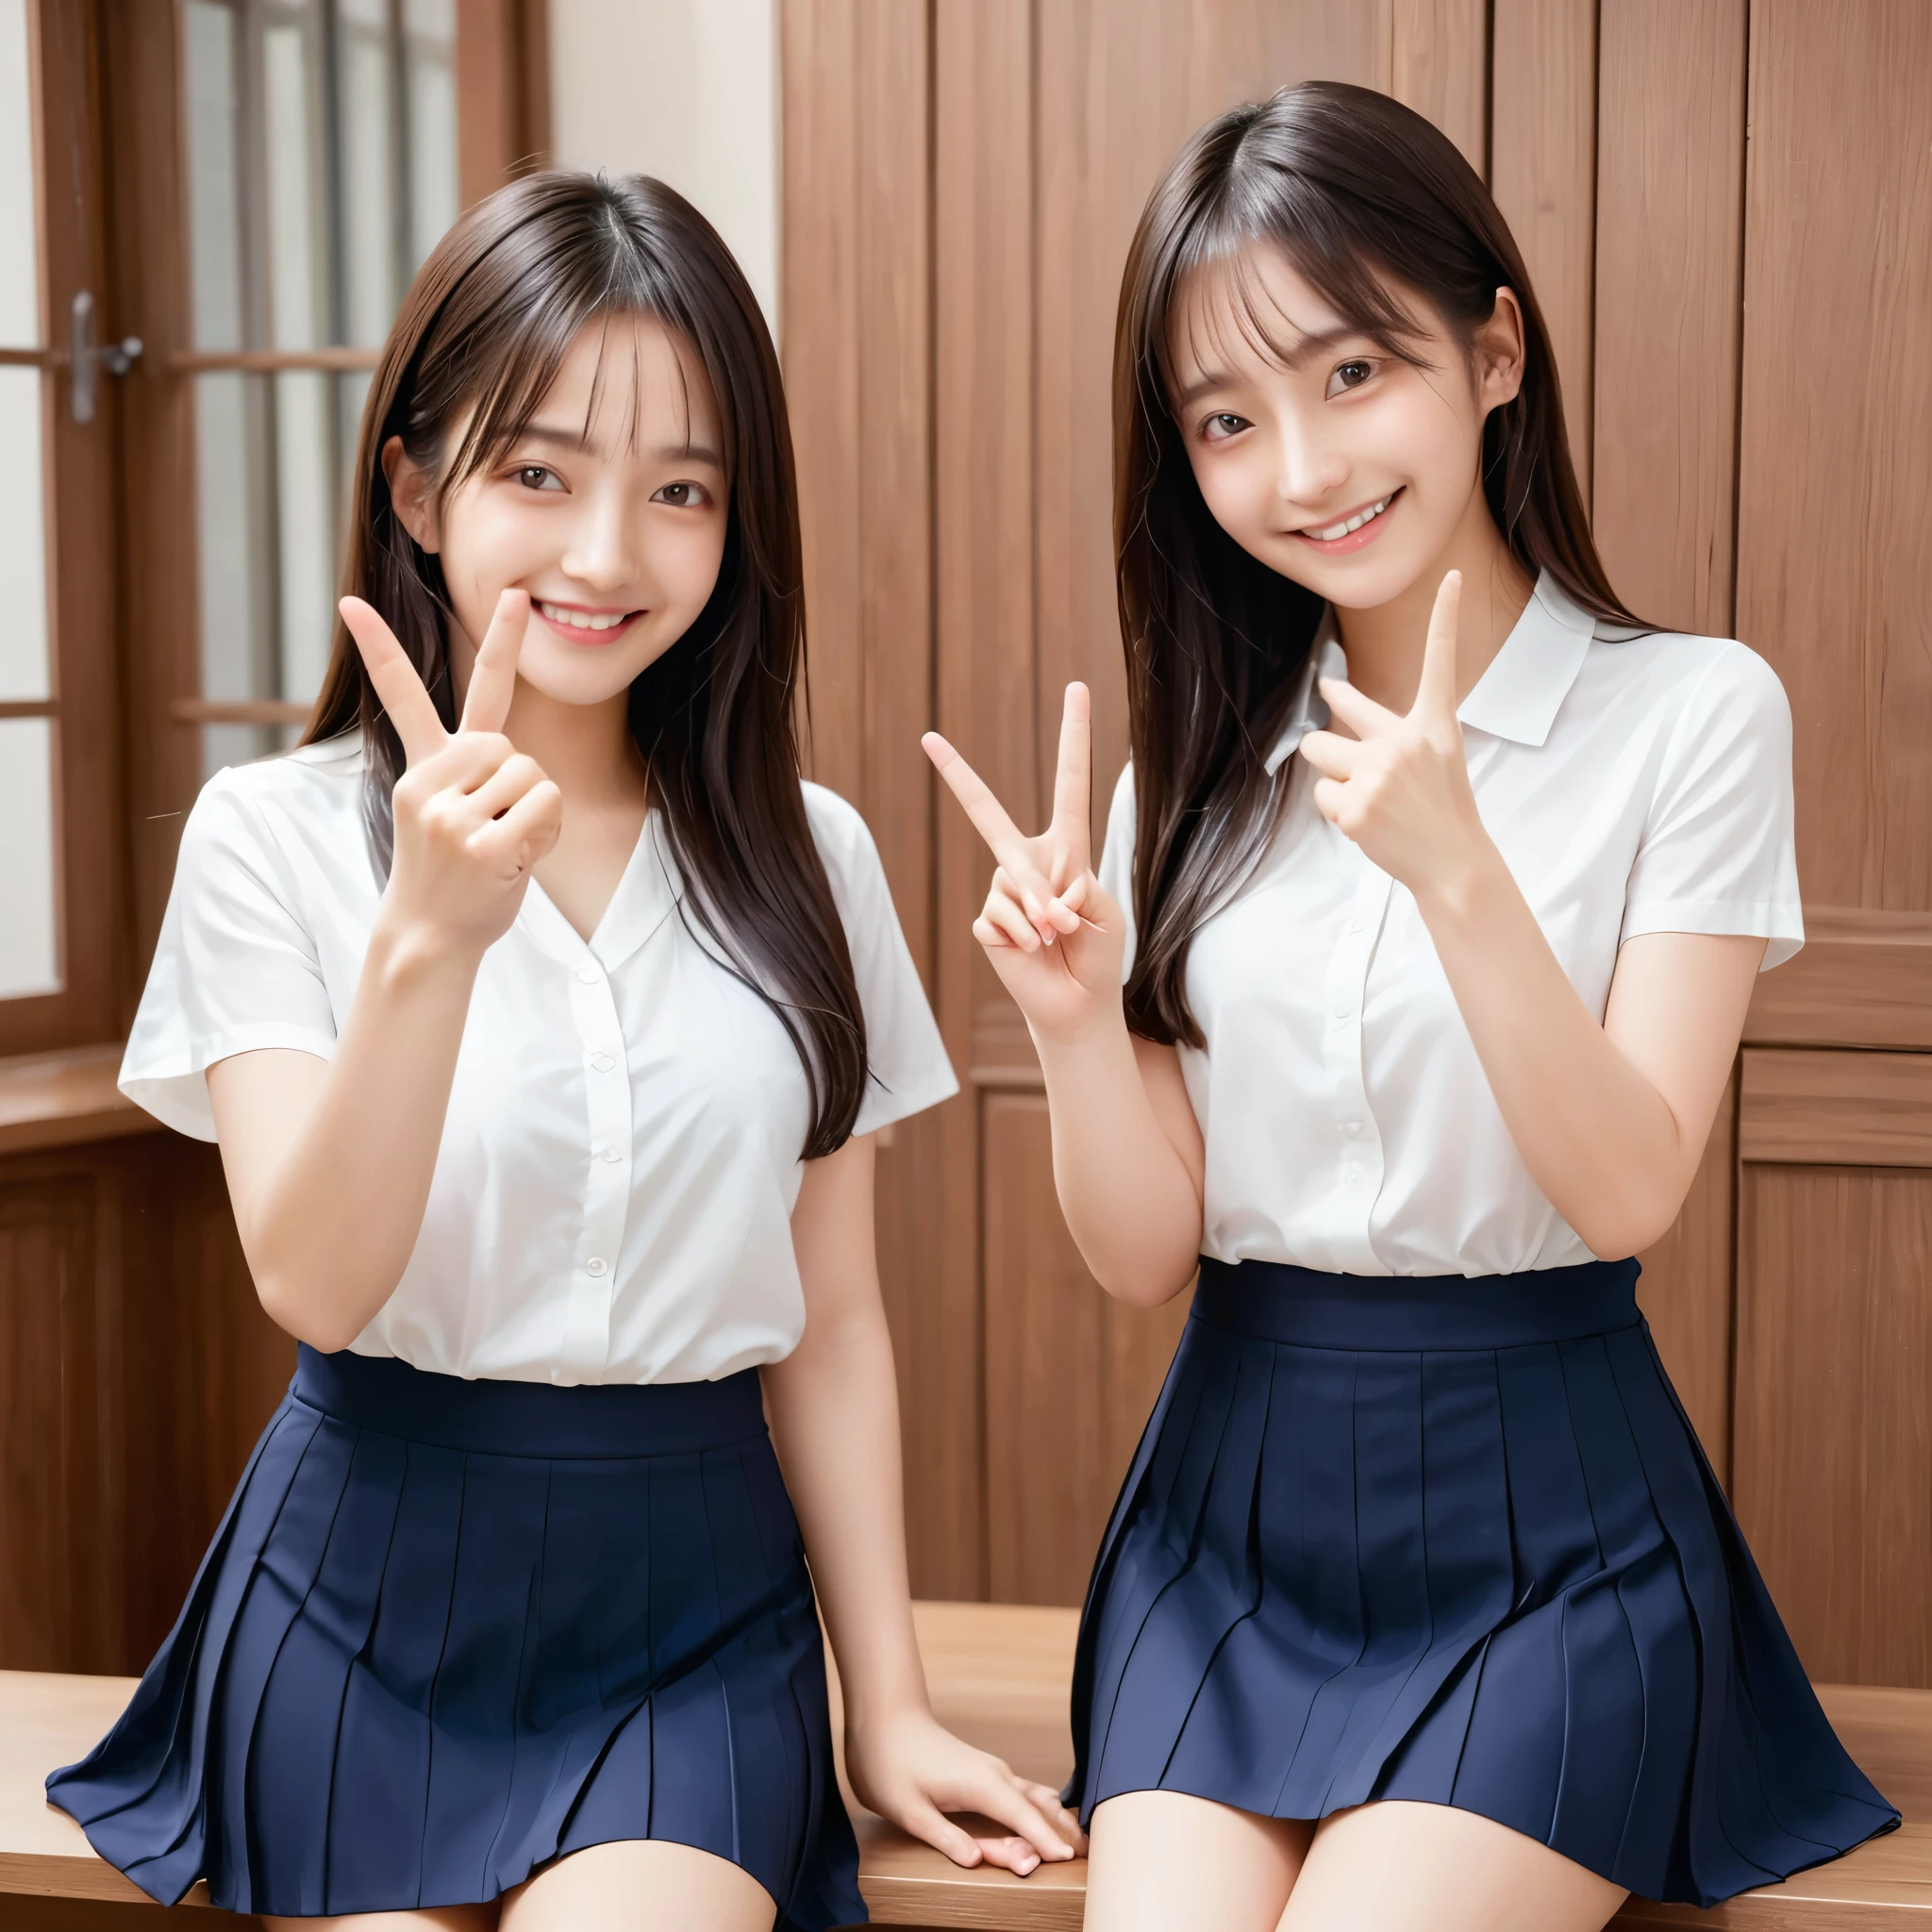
left=1262, top=569, right=1595, bottom=772
left=516, top=811, right=680, bottom=970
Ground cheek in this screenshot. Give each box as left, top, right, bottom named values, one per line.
left=654, top=513, right=728, bottom=612
left=1191, top=446, right=1274, bottom=541
left=432, top=491, right=537, bottom=633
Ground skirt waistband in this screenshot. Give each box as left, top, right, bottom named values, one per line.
left=1192, top=1257, right=1641, bottom=1351
left=291, top=1344, right=768, bottom=1457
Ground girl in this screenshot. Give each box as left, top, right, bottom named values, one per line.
left=925, top=83, right=1896, bottom=1932
left=49, top=173, right=1079, bottom=1929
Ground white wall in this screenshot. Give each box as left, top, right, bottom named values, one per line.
left=547, top=0, right=780, bottom=334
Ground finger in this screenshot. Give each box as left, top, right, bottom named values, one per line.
left=1310, top=774, right=1348, bottom=827
left=341, top=596, right=447, bottom=766
left=1018, top=1780, right=1089, bottom=1849
left=1297, top=728, right=1365, bottom=781
left=1317, top=675, right=1398, bottom=739
left=901, top=1801, right=986, bottom=1872
left=1048, top=683, right=1092, bottom=870
left=1413, top=568, right=1461, bottom=722
left=979, top=890, right=1041, bottom=954
left=458, top=589, right=532, bottom=736
left=972, top=1835, right=1045, bottom=1877
left=973, top=914, right=1020, bottom=953
left=958, top=1775, right=1077, bottom=1860
left=922, top=733, right=1032, bottom=866
left=466, top=778, right=562, bottom=877
left=464, top=751, right=550, bottom=824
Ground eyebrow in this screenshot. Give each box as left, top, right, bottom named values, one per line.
left=515, top=423, right=724, bottom=468
left=1174, top=325, right=1363, bottom=408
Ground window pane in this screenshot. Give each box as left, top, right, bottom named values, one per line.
left=0, top=365, right=49, bottom=700
left=0, top=718, right=58, bottom=998
left=180, top=0, right=460, bottom=777
left=0, top=0, right=39, bottom=348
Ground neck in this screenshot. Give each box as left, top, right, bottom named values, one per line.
left=1330, top=484, right=1535, bottom=714
left=503, top=681, right=647, bottom=810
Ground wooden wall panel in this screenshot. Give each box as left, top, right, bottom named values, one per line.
left=1591, top=0, right=1746, bottom=636
left=1635, top=1070, right=1736, bottom=1485
left=780, top=0, right=958, bottom=1598
left=1733, top=1157, right=1932, bottom=1687
left=1490, top=0, right=1596, bottom=500
left=1735, top=0, right=1932, bottom=916
left=1390, top=0, right=1489, bottom=177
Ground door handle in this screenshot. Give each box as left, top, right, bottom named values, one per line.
left=70, top=291, right=142, bottom=424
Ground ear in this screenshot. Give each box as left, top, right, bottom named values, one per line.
left=1474, top=288, right=1527, bottom=416
left=382, top=435, right=441, bottom=554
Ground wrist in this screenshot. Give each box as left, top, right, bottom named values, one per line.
left=1413, top=831, right=1511, bottom=932
left=366, top=908, right=485, bottom=995
left=1027, top=983, right=1128, bottom=1058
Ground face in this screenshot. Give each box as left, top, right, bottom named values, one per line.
left=1167, top=243, right=1524, bottom=610
left=387, top=311, right=728, bottom=707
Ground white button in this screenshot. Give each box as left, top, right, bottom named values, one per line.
left=1332, top=1001, right=1351, bottom=1019
left=577, top=965, right=601, bottom=985
left=601, top=1146, right=624, bottom=1164
left=1347, top=918, right=1368, bottom=935
left=589, top=1050, right=617, bottom=1074
left=586, top=1257, right=608, bottom=1276
left=1342, top=1168, right=1365, bottom=1191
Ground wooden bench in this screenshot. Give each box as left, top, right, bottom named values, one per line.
left=4, top=1604, right=1927, bottom=1928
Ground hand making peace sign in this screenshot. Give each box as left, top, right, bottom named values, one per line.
left=339, top=588, right=563, bottom=959
left=1297, top=569, right=1489, bottom=897
left=922, top=682, right=1127, bottom=1043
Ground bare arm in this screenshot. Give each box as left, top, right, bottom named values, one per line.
left=1301, top=571, right=1762, bottom=1257
left=924, top=688, right=1205, bottom=1306
left=763, top=1134, right=1081, bottom=1874
left=208, top=591, right=560, bottom=1350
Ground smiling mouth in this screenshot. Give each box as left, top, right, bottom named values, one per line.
left=1292, top=489, right=1402, bottom=546
left=536, top=600, right=645, bottom=641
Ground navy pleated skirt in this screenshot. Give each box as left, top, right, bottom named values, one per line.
left=46, top=1346, right=863, bottom=1928
left=1066, top=1257, right=1899, bottom=1907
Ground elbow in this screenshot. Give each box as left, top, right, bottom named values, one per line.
left=252, top=1265, right=366, bottom=1355
left=1570, top=1174, right=1691, bottom=1263
left=1092, top=1256, right=1199, bottom=1310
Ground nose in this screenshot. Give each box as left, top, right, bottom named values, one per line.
left=1273, top=412, right=1350, bottom=512
left=558, top=484, right=639, bottom=594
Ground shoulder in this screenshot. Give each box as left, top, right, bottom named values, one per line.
left=1583, top=625, right=1787, bottom=716
left=176, top=732, right=368, bottom=888
left=799, top=781, right=897, bottom=915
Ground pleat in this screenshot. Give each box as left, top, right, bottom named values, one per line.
left=46, top=1394, right=323, bottom=1906
left=246, top=1424, right=408, bottom=1915
left=327, top=1439, right=468, bottom=1912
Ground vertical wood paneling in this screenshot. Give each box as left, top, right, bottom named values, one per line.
left=1390, top=0, right=1490, bottom=176
left=1490, top=0, right=1597, bottom=498
left=1591, top=0, right=1746, bottom=636
left=1735, top=0, right=1932, bottom=913
left=1635, top=1070, right=1736, bottom=1483
left=1733, top=1158, right=1932, bottom=1686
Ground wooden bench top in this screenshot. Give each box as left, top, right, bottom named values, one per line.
left=5, top=1604, right=1927, bottom=1927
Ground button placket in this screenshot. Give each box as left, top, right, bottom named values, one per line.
left=560, top=958, right=632, bottom=1383
left=1322, top=866, right=1393, bottom=1262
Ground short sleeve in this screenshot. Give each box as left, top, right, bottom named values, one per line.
left=1620, top=643, right=1804, bottom=970
left=803, top=785, right=958, bottom=1135
left=121, top=774, right=340, bottom=1139
left=1097, top=761, right=1139, bottom=982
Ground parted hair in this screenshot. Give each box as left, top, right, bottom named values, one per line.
left=304, top=171, right=866, bottom=1157
left=1114, top=81, right=1641, bottom=1047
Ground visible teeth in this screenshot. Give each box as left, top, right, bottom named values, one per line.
left=1307, top=494, right=1391, bottom=542
left=539, top=601, right=630, bottom=631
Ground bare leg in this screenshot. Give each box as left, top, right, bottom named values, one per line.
left=499, top=1840, right=776, bottom=1932
left=1278, top=1801, right=1626, bottom=1932
left=262, top=1911, right=495, bottom=1931
left=1083, top=1790, right=1313, bottom=1932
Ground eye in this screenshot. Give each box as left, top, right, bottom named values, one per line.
left=512, top=464, right=565, bottom=491
left=1199, top=411, right=1250, bottom=443
left=652, top=479, right=712, bottom=508
left=1326, top=358, right=1377, bottom=399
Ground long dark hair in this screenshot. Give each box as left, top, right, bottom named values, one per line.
left=304, top=172, right=866, bottom=1156
left=1117, top=81, right=1642, bottom=1046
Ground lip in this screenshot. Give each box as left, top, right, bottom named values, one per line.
left=1289, top=488, right=1404, bottom=556
left=531, top=599, right=647, bottom=644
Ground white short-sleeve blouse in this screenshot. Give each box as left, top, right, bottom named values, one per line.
left=122, top=733, right=958, bottom=1385
left=1098, top=573, right=1802, bottom=1277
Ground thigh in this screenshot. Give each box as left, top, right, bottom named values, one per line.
left=1278, top=1801, right=1626, bottom=1932
left=499, top=1840, right=776, bottom=1932
left=1084, top=1790, right=1313, bottom=1932
left=261, top=1912, right=495, bottom=1931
